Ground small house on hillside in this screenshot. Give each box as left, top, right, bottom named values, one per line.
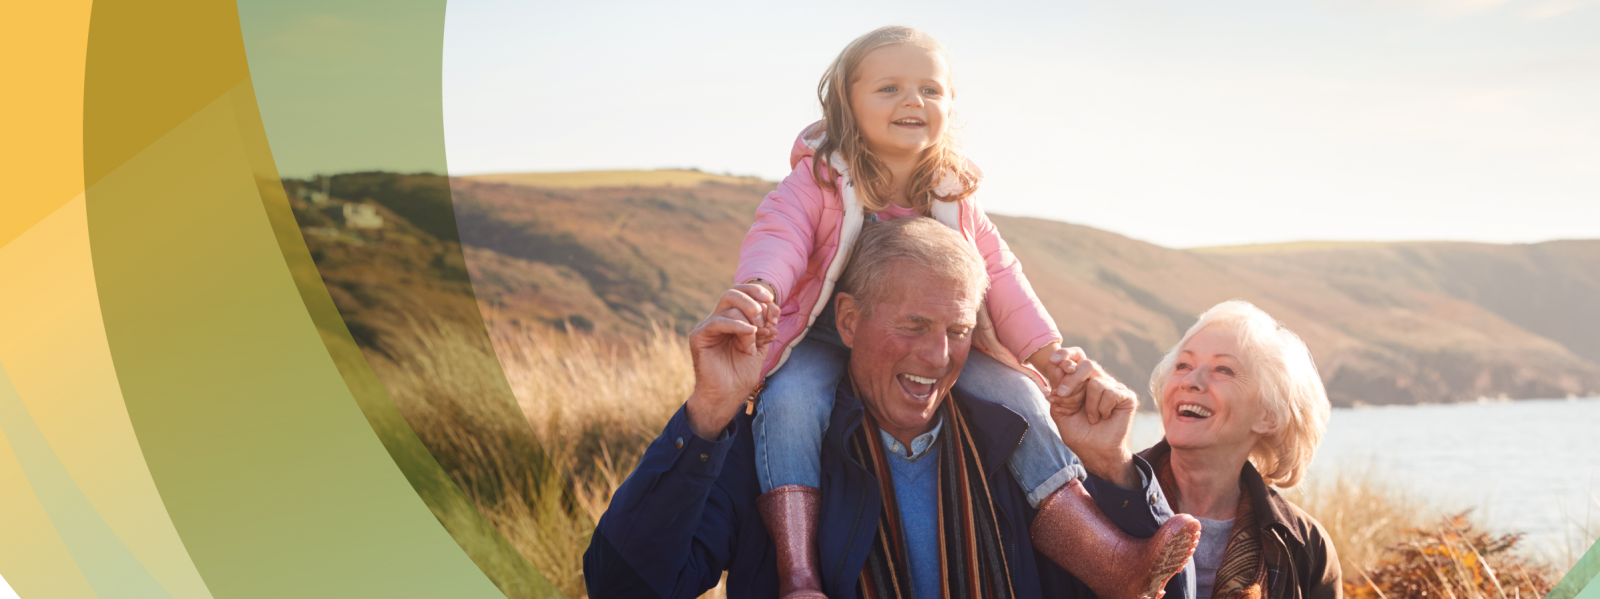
left=341, top=203, right=384, bottom=229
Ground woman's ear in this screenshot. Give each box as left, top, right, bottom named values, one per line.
left=835, top=293, right=859, bottom=349
left=1251, top=400, right=1281, bottom=436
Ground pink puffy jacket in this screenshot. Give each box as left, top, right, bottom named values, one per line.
left=735, top=124, right=1061, bottom=385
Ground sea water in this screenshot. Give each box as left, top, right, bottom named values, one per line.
left=1131, top=397, right=1600, bottom=559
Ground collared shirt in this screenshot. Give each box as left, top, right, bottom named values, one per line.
left=878, top=417, right=944, bottom=460
left=882, top=417, right=944, bottom=599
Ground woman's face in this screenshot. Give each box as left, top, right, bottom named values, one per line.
left=1161, top=324, right=1277, bottom=453
left=847, top=43, right=951, bottom=164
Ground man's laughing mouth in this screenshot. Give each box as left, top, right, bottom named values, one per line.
left=898, top=373, right=936, bottom=399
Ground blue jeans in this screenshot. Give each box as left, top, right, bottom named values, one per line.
left=753, top=320, right=1085, bottom=508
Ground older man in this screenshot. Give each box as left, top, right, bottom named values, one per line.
left=585, top=218, right=1195, bottom=599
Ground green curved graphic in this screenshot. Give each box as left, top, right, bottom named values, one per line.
left=1549, top=540, right=1600, bottom=599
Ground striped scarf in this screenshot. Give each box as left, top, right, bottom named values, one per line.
left=850, top=398, right=1016, bottom=599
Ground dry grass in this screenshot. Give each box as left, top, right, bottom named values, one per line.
left=490, top=321, right=694, bottom=478
left=370, top=316, right=718, bottom=598
left=372, top=317, right=1583, bottom=599
left=1348, top=512, right=1555, bottom=599
left=1289, top=465, right=1432, bottom=578
left=1554, top=485, right=1600, bottom=571
left=1290, top=468, right=1575, bottom=599
left=365, top=315, right=584, bottom=596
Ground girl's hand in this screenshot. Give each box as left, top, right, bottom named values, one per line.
left=1030, top=343, right=1124, bottom=423
left=1049, top=357, right=1131, bottom=426
left=739, top=279, right=782, bottom=334
left=1027, top=342, right=1086, bottom=404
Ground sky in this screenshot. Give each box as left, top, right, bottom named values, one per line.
left=441, top=0, right=1600, bottom=249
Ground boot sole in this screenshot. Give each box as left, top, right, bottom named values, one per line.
left=1138, top=516, right=1202, bottom=599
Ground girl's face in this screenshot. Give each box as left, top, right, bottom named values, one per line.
left=848, top=43, right=951, bottom=164
left=1160, top=324, right=1277, bottom=454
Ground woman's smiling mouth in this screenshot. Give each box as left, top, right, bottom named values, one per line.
left=1176, top=403, right=1214, bottom=419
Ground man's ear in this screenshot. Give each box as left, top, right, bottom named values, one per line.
left=835, top=292, right=859, bottom=349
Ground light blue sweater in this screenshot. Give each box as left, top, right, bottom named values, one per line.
left=881, top=419, right=943, bottom=599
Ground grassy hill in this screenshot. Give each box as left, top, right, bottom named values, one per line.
left=286, top=170, right=1600, bottom=408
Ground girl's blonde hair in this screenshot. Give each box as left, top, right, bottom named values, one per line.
left=1148, top=300, right=1332, bottom=489
left=811, top=26, right=978, bottom=215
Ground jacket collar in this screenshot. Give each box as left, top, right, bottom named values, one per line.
left=1242, top=463, right=1309, bottom=547
left=1138, top=439, right=1309, bottom=547
left=826, top=375, right=1028, bottom=477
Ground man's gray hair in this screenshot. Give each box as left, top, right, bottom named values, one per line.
left=837, top=217, right=989, bottom=316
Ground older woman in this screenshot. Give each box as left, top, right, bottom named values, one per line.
left=1140, top=300, right=1340, bottom=599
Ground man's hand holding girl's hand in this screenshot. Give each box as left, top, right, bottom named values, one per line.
left=685, top=284, right=779, bottom=440
left=1031, top=343, right=1142, bottom=489
left=1028, top=343, right=1131, bottom=426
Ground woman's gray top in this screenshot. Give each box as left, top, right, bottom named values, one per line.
left=1194, top=516, right=1237, bottom=599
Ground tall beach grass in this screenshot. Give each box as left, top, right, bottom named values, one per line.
left=370, top=317, right=711, bottom=598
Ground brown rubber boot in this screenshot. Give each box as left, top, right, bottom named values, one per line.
left=1030, top=478, right=1201, bottom=599
left=757, top=485, right=828, bottom=599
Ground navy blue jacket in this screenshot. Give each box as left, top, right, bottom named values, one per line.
left=585, top=381, right=1191, bottom=599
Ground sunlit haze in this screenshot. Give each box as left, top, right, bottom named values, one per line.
left=443, top=1, right=1600, bottom=248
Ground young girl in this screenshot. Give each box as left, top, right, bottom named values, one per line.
left=734, top=26, right=1199, bottom=599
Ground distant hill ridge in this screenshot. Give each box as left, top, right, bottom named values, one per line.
left=288, top=170, right=1600, bottom=408
left=461, top=169, right=764, bottom=189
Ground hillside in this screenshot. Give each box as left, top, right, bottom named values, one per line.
left=991, top=221, right=1600, bottom=406
left=286, top=170, right=1600, bottom=407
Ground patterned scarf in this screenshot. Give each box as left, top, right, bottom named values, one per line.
left=850, top=399, right=1016, bottom=599
left=1150, top=446, right=1266, bottom=599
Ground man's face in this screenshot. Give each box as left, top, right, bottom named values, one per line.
left=836, top=269, right=979, bottom=446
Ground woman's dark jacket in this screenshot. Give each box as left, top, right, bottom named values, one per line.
left=584, top=378, right=1192, bottom=599
left=1139, top=440, right=1341, bottom=599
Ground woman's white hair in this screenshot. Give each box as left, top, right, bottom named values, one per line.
left=1148, top=300, right=1331, bottom=489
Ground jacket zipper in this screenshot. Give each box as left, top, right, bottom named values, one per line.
left=833, top=416, right=870, bottom=592
left=1008, top=420, right=1028, bottom=476
left=834, top=483, right=869, bottom=589
left=994, top=416, right=1028, bottom=576
left=990, top=404, right=1028, bottom=478
left=994, top=502, right=1021, bottom=578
